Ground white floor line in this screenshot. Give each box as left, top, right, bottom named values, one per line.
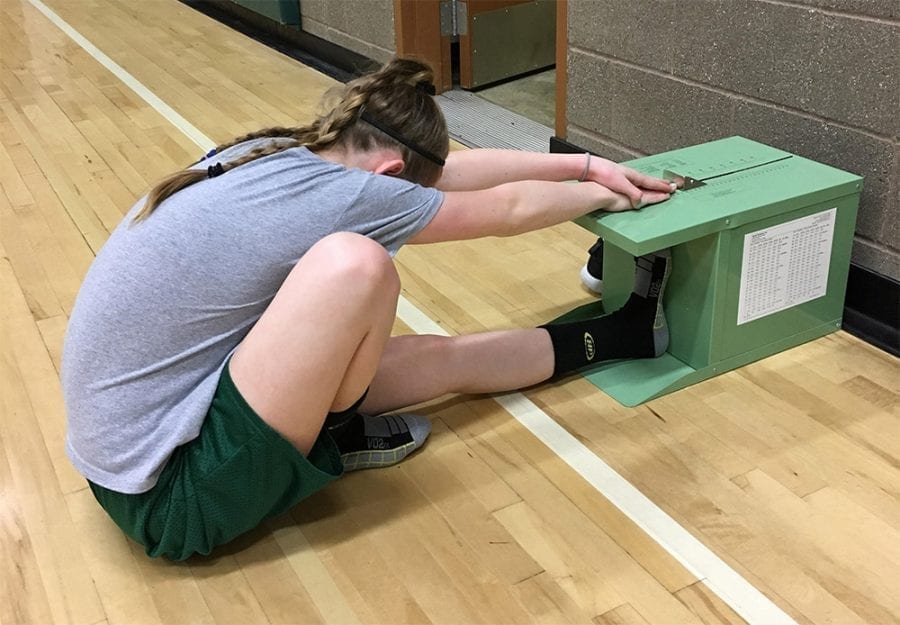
left=27, top=0, right=215, bottom=153
left=28, top=1, right=797, bottom=623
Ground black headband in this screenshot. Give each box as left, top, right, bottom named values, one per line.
left=359, top=110, right=445, bottom=167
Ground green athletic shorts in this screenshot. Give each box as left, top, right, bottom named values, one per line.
left=88, top=360, right=344, bottom=560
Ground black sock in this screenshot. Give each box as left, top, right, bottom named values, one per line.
left=541, top=250, right=671, bottom=378
left=324, top=389, right=368, bottom=440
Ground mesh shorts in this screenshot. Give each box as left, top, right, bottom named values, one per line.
left=88, top=360, right=344, bottom=560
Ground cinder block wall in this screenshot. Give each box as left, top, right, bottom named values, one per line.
left=566, top=0, right=899, bottom=281
left=300, top=0, right=395, bottom=64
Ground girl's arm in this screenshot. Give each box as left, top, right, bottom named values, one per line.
left=408, top=179, right=670, bottom=244
left=435, top=149, right=676, bottom=208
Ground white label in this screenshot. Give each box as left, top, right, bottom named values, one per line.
left=737, top=208, right=837, bottom=325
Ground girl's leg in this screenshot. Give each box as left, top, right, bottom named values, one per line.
left=360, top=329, right=554, bottom=416
left=360, top=249, right=671, bottom=416
left=229, top=233, right=400, bottom=454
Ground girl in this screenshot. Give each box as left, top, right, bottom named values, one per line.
left=62, top=58, right=677, bottom=560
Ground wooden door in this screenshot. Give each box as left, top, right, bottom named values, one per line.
left=458, top=0, right=556, bottom=89
left=393, top=0, right=453, bottom=93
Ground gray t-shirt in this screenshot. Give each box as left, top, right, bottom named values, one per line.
left=62, top=140, right=444, bottom=493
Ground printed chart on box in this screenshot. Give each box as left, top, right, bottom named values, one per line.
left=738, top=207, right=837, bottom=325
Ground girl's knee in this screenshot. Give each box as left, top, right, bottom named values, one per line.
left=304, top=233, right=399, bottom=291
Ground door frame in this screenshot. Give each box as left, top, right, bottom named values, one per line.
left=555, top=0, right=567, bottom=138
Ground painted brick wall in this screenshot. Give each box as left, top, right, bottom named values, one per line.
left=566, top=0, right=899, bottom=281
left=300, top=0, right=395, bottom=63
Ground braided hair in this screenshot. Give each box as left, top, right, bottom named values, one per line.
left=133, top=58, right=449, bottom=222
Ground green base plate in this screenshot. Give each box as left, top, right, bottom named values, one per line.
left=551, top=303, right=841, bottom=406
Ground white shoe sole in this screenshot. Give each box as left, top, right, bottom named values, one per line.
left=580, top=264, right=603, bottom=296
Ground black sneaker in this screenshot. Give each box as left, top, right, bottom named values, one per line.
left=580, top=238, right=605, bottom=295
left=336, top=413, right=431, bottom=472
left=631, top=248, right=672, bottom=357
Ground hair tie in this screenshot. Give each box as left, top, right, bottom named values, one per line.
left=579, top=153, right=591, bottom=182
left=207, top=162, right=224, bottom=178
left=415, top=81, right=436, bottom=96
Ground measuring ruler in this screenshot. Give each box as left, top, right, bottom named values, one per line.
left=663, top=155, right=794, bottom=190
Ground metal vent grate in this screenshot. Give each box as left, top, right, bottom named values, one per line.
left=436, top=89, right=552, bottom=152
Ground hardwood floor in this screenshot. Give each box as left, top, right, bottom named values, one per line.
left=1, top=1, right=897, bottom=623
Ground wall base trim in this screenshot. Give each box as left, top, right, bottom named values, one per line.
left=180, top=0, right=377, bottom=82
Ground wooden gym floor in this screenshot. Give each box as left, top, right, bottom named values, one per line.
left=1, top=1, right=898, bottom=624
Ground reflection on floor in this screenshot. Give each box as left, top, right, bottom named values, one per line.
left=474, top=69, right=556, bottom=129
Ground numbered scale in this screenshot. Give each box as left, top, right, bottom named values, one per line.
left=565, top=136, right=862, bottom=406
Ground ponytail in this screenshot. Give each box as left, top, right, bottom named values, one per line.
left=133, top=169, right=207, bottom=223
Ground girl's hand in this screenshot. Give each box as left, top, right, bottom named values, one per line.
left=585, top=157, right=679, bottom=209
left=597, top=184, right=674, bottom=213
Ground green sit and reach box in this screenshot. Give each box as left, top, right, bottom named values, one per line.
left=567, top=136, right=862, bottom=406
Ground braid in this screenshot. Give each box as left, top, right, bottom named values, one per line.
left=305, top=87, right=368, bottom=151
left=219, top=140, right=302, bottom=170
left=134, top=57, right=448, bottom=223
left=214, top=126, right=301, bottom=152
